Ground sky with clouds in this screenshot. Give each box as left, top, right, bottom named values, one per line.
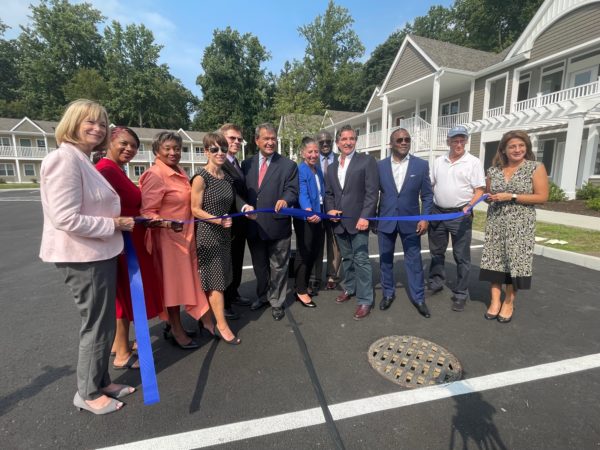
left=2, top=0, right=453, bottom=97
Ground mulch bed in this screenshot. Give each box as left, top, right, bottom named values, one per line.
left=537, top=199, right=600, bottom=218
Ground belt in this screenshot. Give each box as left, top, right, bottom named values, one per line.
left=434, top=204, right=468, bottom=213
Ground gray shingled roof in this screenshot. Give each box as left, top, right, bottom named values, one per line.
left=410, top=35, right=505, bottom=72
left=324, top=109, right=362, bottom=125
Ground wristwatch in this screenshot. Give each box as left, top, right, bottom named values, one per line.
left=511, top=193, right=517, bottom=203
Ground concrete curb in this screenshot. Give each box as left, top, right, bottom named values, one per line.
left=472, top=230, right=600, bottom=272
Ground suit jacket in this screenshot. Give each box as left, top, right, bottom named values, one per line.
left=324, top=151, right=379, bottom=235
left=242, top=152, right=298, bottom=240
left=298, top=162, right=325, bottom=215
left=39, top=143, right=122, bottom=262
left=377, top=155, right=433, bottom=234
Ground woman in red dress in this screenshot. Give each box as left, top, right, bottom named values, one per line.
left=96, top=127, right=163, bottom=369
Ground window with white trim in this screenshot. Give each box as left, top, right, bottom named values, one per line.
left=133, top=165, right=145, bottom=177
left=411, top=109, right=427, bottom=121
left=517, top=73, right=531, bottom=102
left=0, top=163, right=16, bottom=176
left=0, top=136, right=10, bottom=146
left=37, top=139, right=46, bottom=148
left=440, top=100, right=459, bottom=116
left=139, top=143, right=145, bottom=151
left=540, top=62, right=564, bottom=94
left=19, top=138, right=32, bottom=148
left=354, top=128, right=361, bottom=137
left=369, top=123, right=379, bottom=133
left=24, top=163, right=36, bottom=176
left=394, top=116, right=405, bottom=126
left=537, top=139, right=556, bottom=176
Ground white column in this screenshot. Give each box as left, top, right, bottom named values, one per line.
left=380, top=95, right=389, bottom=159
left=366, top=116, right=371, bottom=149
left=333, top=127, right=339, bottom=154
left=429, top=72, right=442, bottom=165
left=560, top=114, right=585, bottom=199
left=581, top=125, right=599, bottom=183
left=414, top=98, right=421, bottom=153
left=277, top=137, right=282, bottom=154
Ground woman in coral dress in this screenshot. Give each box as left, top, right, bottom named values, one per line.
left=139, top=131, right=212, bottom=349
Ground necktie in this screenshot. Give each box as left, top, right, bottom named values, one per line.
left=323, top=157, right=328, bottom=176
left=258, top=158, right=268, bottom=187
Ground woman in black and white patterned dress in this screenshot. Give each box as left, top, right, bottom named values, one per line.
left=479, top=130, right=549, bottom=323
left=191, top=132, right=241, bottom=344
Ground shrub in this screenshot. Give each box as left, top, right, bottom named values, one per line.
left=576, top=182, right=600, bottom=200
left=0, top=178, right=5, bottom=184
left=586, top=197, right=600, bottom=211
left=548, top=182, right=567, bottom=202
left=30, top=177, right=38, bottom=184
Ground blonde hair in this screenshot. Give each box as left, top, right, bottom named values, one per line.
left=55, top=99, right=110, bottom=152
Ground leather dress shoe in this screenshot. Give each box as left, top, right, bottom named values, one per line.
left=307, top=287, right=318, bottom=297
left=250, top=299, right=269, bottom=311
left=379, top=296, right=395, bottom=310
left=326, top=280, right=337, bottom=290
left=415, top=302, right=431, bottom=318
left=224, top=307, right=240, bottom=320
left=272, top=306, right=285, bottom=321
left=451, top=297, right=466, bottom=312
left=232, top=296, right=252, bottom=307
left=296, top=294, right=317, bottom=308
left=353, top=304, right=372, bottom=320
left=335, top=291, right=353, bottom=303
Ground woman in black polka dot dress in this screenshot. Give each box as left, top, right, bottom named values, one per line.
left=191, top=132, right=240, bottom=344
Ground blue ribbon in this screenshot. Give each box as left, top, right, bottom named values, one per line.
left=135, top=195, right=488, bottom=225
left=123, top=232, right=160, bottom=405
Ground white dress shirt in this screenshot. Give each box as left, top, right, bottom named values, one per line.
left=391, top=154, right=410, bottom=192
left=338, top=150, right=355, bottom=189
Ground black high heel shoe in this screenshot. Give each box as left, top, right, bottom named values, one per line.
left=162, top=323, right=197, bottom=340
left=295, top=293, right=317, bottom=308
left=214, top=327, right=241, bottom=345
left=198, top=321, right=217, bottom=339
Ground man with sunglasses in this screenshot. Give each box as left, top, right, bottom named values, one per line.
left=377, top=129, right=433, bottom=318
left=220, top=123, right=252, bottom=320
left=309, top=130, right=342, bottom=293
left=428, top=125, right=485, bottom=312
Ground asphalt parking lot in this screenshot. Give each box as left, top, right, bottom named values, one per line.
left=1, top=189, right=599, bottom=449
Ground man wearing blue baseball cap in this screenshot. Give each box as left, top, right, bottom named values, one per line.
left=427, top=125, right=485, bottom=312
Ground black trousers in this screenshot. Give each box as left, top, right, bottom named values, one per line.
left=293, top=218, right=325, bottom=295
left=224, top=218, right=246, bottom=308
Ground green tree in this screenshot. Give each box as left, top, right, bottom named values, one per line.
left=298, top=0, right=365, bottom=111
left=17, top=0, right=105, bottom=119
left=63, top=68, right=110, bottom=104
left=103, top=21, right=195, bottom=128
left=193, top=27, right=271, bottom=149
left=0, top=20, right=24, bottom=117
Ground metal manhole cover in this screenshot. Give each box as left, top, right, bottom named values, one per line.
left=368, top=335, right=462, bottom=388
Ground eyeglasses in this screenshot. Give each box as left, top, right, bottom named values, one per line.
left=227, top=136, right=244, bottom=142
left=318, top=140, right=332, bottom=145
left=394, top=137, right=411, bottom=144
left=208, top=146, right=228, bottom=154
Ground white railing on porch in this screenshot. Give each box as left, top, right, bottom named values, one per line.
left=513, top=79, right=600, bottom=112
left=485, top=106, right=505, bottom=118
left=438, top=112, right=469, bottom=128
left=0, top=146, right=55, bottom=159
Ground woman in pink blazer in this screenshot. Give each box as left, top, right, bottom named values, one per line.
left=39, top=100, right=135, bottom=415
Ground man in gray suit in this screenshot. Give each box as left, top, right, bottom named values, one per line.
left=324, top=125, right=379, bottom=320
left=242, top=123, right=299, bottom=321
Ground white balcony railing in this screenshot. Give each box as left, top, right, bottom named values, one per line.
left=438, top=112, right=469, bottom=128
left=0, top=146, right=54, bottom=159
left=485, top=106, right=505, bottom=118
left=513, top=79, right=600, bottom=112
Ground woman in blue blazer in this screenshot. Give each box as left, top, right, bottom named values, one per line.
left=293, top=137, right=325, bottom=308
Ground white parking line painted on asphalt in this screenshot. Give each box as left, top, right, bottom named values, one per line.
left=0, top=197, right=41, bottom=202
left=102, top=353, right=600, bottom=450
left=241, top=246, right=485, bottom=270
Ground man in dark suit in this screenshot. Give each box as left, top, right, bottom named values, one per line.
left=310, top=130, right=342, bottom=293
left=220, top=123, right=252, bottom=320
left=242, top=123, right=298, bottom=321
left=377, top=128, right=433, bottom=318
left=324, top=125, right=379, bottom=320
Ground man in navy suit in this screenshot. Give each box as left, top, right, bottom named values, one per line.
left=220, top=123, right=252, bottom=320
left=324, top=125, right=379, bottom=320
left=377, top=128, right=433, bottom=318
left=242, top=123, right=298, bottom=321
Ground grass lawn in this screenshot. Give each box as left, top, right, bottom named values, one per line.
left=0, top=183, right=40, bottom=189
left=473, top=212, right=600, bottom=257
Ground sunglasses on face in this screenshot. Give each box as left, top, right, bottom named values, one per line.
left=318, top=140, right=332, bottom=145
left=394, top=137, right=411, bottom=144
left=208, top=146, right=228, bottom=154
left=227, top=136, right=243, bottom=142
